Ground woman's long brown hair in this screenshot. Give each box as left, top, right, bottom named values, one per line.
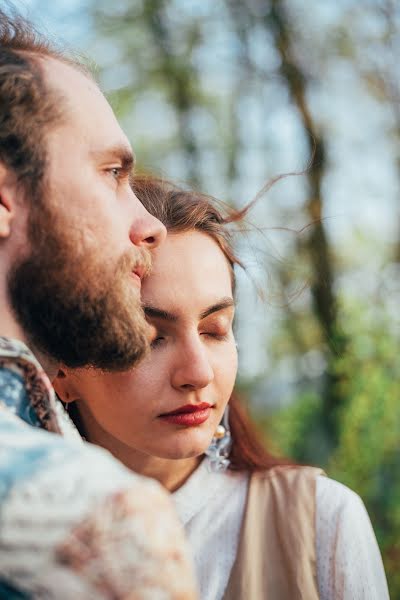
left=133, top=175, right=290, bottom=472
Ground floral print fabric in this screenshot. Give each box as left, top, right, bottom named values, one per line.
left=0, top=337, right=197, bottom=599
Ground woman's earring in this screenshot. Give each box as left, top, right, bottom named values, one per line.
left=205, top=405, right=232, bottom=472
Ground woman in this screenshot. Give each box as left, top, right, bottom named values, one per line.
left=55, top=176, right=389, bottom=600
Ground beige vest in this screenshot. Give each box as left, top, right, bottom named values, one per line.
left=223, top=466, right=324, bottom=600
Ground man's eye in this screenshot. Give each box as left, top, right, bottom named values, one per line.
left=110, top=167, right=121, bottom=179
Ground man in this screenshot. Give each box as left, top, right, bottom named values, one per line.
left=0, top=8, right=197, bottom=599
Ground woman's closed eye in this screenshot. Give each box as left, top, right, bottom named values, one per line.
left=149, top=330, right=231, bottom=350
left=200, top=315, right=233, bottom=343
left=150, top=334, right=166, bottom=349
left=200, top=329, right=231, bottom=342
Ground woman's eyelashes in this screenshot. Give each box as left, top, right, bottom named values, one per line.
left=150, top=334, right=166, bottom=349
left=200, top=331, right=230, bottom=342
left=147, top=313, right=234, bottom=350
left=149, top=328, right=232, bottom=350
left=201, top=316, right=233, bottom=342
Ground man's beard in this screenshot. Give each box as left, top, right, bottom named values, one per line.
left=7, top=200, right=152, bottom=370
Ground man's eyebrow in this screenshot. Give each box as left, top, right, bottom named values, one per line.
left=199, top=297, right=234, bottom=319
left=143, top=298, right=234, bottom=323
left=92, top=145, right=135, bottom=170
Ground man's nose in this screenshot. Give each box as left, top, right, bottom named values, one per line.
left=129, top=196, right=167, bottom=249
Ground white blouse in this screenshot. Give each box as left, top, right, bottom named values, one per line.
left=172, top=458, right=389, bottom=600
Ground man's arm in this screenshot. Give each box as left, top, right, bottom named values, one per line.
left=55, top=481, right=198, bottom=600
left=0, top=414, right=198, bottom=599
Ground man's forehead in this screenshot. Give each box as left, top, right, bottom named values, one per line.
left=41, top=56, right=117, bottom=126
left=41, top=56, right=131, bottom=150
left=41, top=56, right=98, bottom=96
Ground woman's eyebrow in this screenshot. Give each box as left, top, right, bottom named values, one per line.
left=199, top=298, right=234, bottom=319
left=143, top=298, right=234, bottom=322
left=143, top=306, right=178, bottom=322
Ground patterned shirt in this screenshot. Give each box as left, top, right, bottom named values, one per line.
left=0, top=337, right=198, bottom=599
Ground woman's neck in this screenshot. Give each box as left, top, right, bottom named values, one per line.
left=124, top=452, right=202, bottom=492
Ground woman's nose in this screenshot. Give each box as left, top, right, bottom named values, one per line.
left=172, top=341, right=214, bottom=391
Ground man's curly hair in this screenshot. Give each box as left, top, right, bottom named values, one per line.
left=0, top=6, right=84, bottom=204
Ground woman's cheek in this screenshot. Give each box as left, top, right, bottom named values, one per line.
left=131, top=353, right=171, bottom=396
left=215, top=342, right=238, bottom=394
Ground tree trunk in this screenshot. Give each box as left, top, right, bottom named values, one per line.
left=142, top=0, right=202, bottom=187
left=268, top=0, right=346, bottom=440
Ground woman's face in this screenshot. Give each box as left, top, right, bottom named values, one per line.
left=56, top=230, right=238, bottom=460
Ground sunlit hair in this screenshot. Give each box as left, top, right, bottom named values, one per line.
left=133, top=175, right=291, bottom=472
left=0, top=6, right=87, bottom=206
left=133, top=175, right=243, bottom=291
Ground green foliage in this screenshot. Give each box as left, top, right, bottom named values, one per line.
left=329, top=302, right=400, bottom=597
left=265, top=392, right=323, bottom=463
left=264, top=300, right=400, bottom=597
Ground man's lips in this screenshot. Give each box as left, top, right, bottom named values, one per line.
left=130, top=256, right=150, bottom=287
left=133, top=265, right=146, bottom=279
left=131, top=265, right=147, bottom=287
left=159, top=403, right=212, bottom=427
left=130, top=271, right=142, bottom=286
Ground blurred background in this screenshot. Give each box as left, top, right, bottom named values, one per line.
left=25, top=0, right=400, bottom=594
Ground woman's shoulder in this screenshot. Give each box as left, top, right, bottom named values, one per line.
left=248, top=469, right=389, bottom=599
left=251, top=466, right=376, bottom=536
left=315, top=475, right=389, bottom=599
left=316, top=474, right=365, bottom=523
left=314, top=475, right=375, bottom=558
left=315, top=473, right=378, bottom=553
left=251, top=466, right=362, bottom=508
left=250, top=464, right=324, bottom=493
left=249, top=466, right=380, bottom=552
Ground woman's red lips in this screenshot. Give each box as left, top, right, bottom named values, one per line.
left=159, top=403, right=212, bottom=427
left=162, top=403, right=211, bottom=416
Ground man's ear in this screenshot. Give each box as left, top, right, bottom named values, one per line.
left=0, top=164, right=16, bottom=239
left=54, top=368, right=79, bottom=404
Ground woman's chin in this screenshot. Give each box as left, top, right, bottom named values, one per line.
left=161, top=449, right=204, bottom=461
left=151, top=431, right=214, bottom=461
